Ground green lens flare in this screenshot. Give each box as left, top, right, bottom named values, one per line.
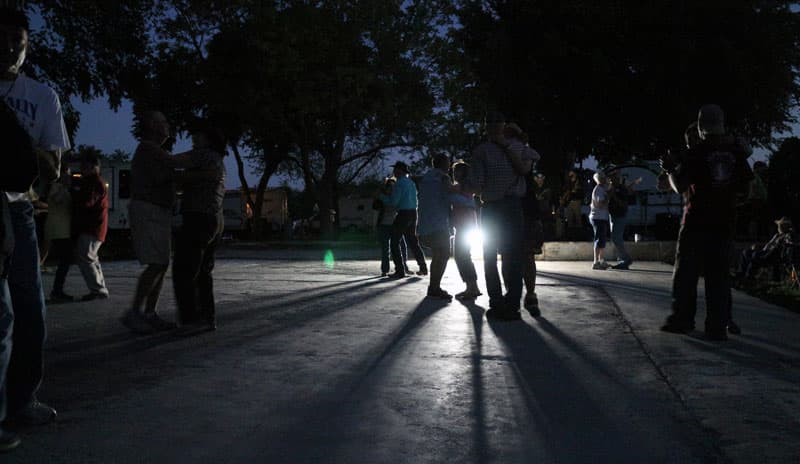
left=323, top=250, right=335, bottom=269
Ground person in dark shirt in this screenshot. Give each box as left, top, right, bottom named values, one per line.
left=172, top=119, right=227, bottom=331
left=660, top=105, right=753, bottom=341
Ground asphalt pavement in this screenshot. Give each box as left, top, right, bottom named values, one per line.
left=3, top=250, right=799, bottom=463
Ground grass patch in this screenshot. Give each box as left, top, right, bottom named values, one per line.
left=734, top=279, right=800, bottom=313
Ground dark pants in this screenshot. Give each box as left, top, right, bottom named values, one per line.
left=453, top=227, right=477, bottom=284
left=391, top=210, right=426, bottom=275
left=377, top=224, right=407, bottom=274
left=481, top=197, right=524, bottom=312
left=51, top=237, right=75, bottom=294
left=668, top=225, right=732, bottom=333
left=4, top=202, right=47, bottom=415
left=173, top=213, right=220, bottom=324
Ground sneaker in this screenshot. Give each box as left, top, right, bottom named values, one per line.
left=485, top=308, right=521, bottom=321
left=611, top=262, right=631, bottom=270
left=81, top=292, right=109, bottom=301
left=727, top=320, right=742, bottom=335
left=10, top=401, right=56, bottom=426
left=387, top=271, right=406, bottom=279
left=120, top=308, right=156, bottom=334
left=524, top=293, right=540, bottom=317
left=417, top=269, right=428, bottom=276
left=143, top=312, right=177, bottom=331
left=0, top=428, right=20, bottom=452
left=49, top=291, right=74, bottom=303
left=426, top=287, right=453, bottom=300
left=592, top=261, right=609, bottom=270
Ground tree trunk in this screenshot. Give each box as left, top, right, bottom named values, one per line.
left=252, top=172, right=270, bottom=239
left=316, top=175, right=337, bottom=240
left=230, top=144, right=255, bottom=212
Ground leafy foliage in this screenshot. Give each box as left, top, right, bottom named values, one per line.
left=452, top=0, right=800, bottom=176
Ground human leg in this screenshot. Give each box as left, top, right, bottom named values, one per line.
left=663, top=226, right=699, bottom=332
left=610, top=214, right=632, bottom=266
left=480, top=204, right=503, bottom=309
left=377, top=225, right=391, bottom=275
left=5, top=202, right=52, bottom=419
left=50, top=238, right=74, bottom=298
left=0, top=278, right=19, bottom=450
left=703, top=237, right=733, bottom=339
left=499, top=198, right=524, bottom=312
left=196, top=234, right=220, bottom=329
left=74, top=234, right=108, bottom=297
left=400, top=211, right=427, bottom=274
left=173, top=214, right=215, bottom=324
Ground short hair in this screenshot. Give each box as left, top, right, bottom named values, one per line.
left=0, top=7, right=29, bottom=31
left=593, top=171, right=606, bottom=184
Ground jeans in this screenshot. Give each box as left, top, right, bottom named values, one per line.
left=391, top=210, right=426, bottom=275
left=0, top=279, right=13, bottom=421
left=668, top=225, right=732, bottom=333
left=609, top=213, right=632, bottom=264
left=377, top=224, right=407, bottom=274
left=51, top=238, right=74, bottom=294
left=3, top=201, right=47, bottom=415
left=589, top=217, right=609, bottom=250
left=481, top=197, right=524, bottom=311
left=173, top=213, right=221, bottom=324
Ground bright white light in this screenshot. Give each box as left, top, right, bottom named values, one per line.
left=465, top=228, right=484, bottom=255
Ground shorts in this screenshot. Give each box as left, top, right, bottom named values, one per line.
left=129, top=199, right=172, bottom=265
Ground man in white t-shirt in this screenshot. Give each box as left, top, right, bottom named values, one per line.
left=0, top=7, right=70, bottom=450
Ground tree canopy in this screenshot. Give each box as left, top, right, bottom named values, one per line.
left=453, top=0, right=800, bottom=174
left=19, top=0, right=800, bottom=235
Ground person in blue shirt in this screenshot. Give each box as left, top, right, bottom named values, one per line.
left=381, top=162, right=427, bottom=278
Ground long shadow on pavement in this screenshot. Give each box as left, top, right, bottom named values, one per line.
left=488, top=318, right=713, bottom=464
left=42, top=277, right=420, bottom=410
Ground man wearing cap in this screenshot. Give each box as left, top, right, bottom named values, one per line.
left=381, top=161, right=427, bottom=278
left=469, top=112, right=535, bottom=320
left=660, top=104, right=753, bottom=341
left=737, top=216, right=795, bottom=280
left=0, top=6, right=70, bottom=449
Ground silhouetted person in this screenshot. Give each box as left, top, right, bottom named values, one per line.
left=172, top=119, right=227, bottom=331
left=450, top=162, right=481, bottom=300
left=661, top=105, right=753, bottom=341
left=561, top=170, right=584, bottom=240
left=469, top=112, right=534, bottom=321
left=381, top=161, right=427, bottom=278
left=373, top=178, right=408, bottom=276
left=589, top=171, right=610, bottom=270
left=417, top=153, right=453, bottom=299
left=122, top=111, right=198, bottom=333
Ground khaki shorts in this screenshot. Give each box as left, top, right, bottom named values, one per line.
left=420, top=230, right=451, bottom=251
left=129, top=199, right=172, bottom=265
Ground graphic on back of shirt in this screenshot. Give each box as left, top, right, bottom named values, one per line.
left=707, top=150, right=736, bottom=187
